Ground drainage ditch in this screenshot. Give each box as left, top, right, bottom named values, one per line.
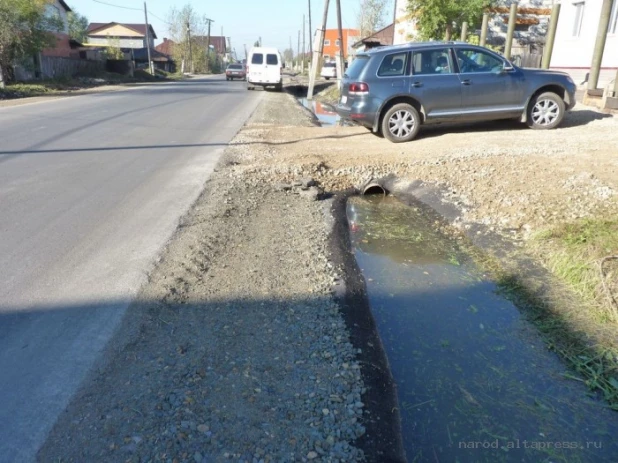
left=347, top=195, right=618, bottom=462
left=297, top=97, right=354, bottom=127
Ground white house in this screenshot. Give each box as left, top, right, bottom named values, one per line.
left=549, top=0, right=618, bottom=88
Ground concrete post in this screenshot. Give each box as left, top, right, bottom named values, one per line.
left=460, top=22, right=468, bottom=42
left=335, top=0, right=344, bottom=91
left=542, top=3, right=561, bottom=69
left=308, top=0, right=330, bottom=99
left=504, top=2, right=518, bottom=60
left=614, top=69, right=618, bottom=97
left=588, top=0, right=614, bottom=91
left=480, top=13, right=489, bottom=46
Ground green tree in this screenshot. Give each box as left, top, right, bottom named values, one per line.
left=0, top=0, right=61, bottom=87
left=67, top=8, right=88, bottom=42
left=407, top=0, right=494, bottom=41
left=283, top=48, right=293, bottom=64
left=104, top=36, right=124, bottom=60
left=167, top=4, right=211, bottom=73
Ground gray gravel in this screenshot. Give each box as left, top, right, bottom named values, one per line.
left=38, top=85, right=368, bottom=462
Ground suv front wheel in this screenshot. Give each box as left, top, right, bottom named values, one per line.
left=526, top=92, right=565, bottom=130
left=381, top=103, right=421, bottom=143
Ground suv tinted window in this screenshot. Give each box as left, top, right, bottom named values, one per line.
left=344, top=56, right=369, bottom=79
left=324, top=62, right=336, bottom=68
left=412, top=49, right=453, bottom=75
left=266, top=54, right=278, bottom=65
left=251, top=53, right=263, bottom=64
left=455, top=48, right=503, bottom=73
left=228, top=64, right=243, bottom=69
left=378, top=52, right=408, bottom=77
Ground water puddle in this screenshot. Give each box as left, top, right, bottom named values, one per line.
left=347, top=196, right=618, bottom=462
left=298, top=97, right=343, bottom=127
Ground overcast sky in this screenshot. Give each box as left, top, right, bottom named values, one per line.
left=75, top=0, right=395, bottom=58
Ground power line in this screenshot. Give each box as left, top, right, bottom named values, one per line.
left=147, top=10, right=172, bottom=27
left=92, top=0, right=141, bottom=11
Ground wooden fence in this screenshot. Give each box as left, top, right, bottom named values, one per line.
left=14, top=56, right=104, bottom=81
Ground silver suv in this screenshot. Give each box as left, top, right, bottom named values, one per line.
left=335, top=42, right=577, bottom=143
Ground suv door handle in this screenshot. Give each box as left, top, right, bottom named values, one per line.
left=461, top=79, right=472, bottom=85
left=412, top=81, right=423, bottom=88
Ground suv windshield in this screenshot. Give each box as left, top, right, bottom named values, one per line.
left=344, top=56, right=369, bottom=79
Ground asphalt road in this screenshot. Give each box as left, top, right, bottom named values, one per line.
left=0, top=76, right=264, bottom=462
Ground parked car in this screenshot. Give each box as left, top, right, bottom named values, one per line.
left=321, top=62, right=337, bottom=80
left=226, top=63, right=246, bottom=81
left=246, top=47, right=283, bottom=91
left=335, top=42, right=577, bottom=143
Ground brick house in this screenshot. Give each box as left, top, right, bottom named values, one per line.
left=322, top=29, right=360, bottom=61
left=42, top=0, right=76, bottom=58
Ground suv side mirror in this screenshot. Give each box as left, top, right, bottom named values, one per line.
left=503, top=62, right=514, bottom=72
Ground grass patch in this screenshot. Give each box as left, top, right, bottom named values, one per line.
left=495, top=272, right=618, bottom=410
left=466, top=218, right=618, bottom=410
left=0, top=71, right=184, bottom=100
left=532, top=218, right=618, bottom=323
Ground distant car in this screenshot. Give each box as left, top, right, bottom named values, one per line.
left=321, top=62, right=337, bottom=80
left=246, top=47, right=283, bottom=91
left=226, top=63, right=246, bottom=81
left=335, top=41, right=577, bottom=143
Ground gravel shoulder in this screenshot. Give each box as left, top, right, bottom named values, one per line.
left=38, top=88, right=395, bottom=462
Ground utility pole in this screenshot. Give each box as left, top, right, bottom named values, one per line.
left=205, top=18, right=214, bottom=73
left=588, top=0, right=614, bottom=91
left=308, top=0, right=330, bottom=99
left=542, top=4, right=561, bottom=69
left=504, top=2, right=518, bottom=60
left=303, top=14, right=306, bottom=72
left=308, top=0, right=313, bottom=55
left=335, top=0, right=344, bottom=91
left=186, top=21, right=194, bottom=74
left=297, top=30, right=301, bottom=70
left=143, top=2, right=153, bottom=74
left=244, top=44, right=248, bottom=61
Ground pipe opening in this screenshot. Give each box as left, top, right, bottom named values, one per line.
left=362, top=184, right=388, bottom=196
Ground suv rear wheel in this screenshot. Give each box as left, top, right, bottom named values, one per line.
left=526, top=92, right=565, bottom=130
left=381, top=103, right=421, bottom=143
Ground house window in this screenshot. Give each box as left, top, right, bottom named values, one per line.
left=324, top=54, right=330, bottom=59
left=610, top=0, right=618, bottom=34
left=324, top=39, right=330, bottom=46
left=335, top=39, right=340, bottom=47
left=572, top=1, right=585, bottom=37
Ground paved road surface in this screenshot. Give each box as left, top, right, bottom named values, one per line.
left=0, top=76, right=263, bottom=462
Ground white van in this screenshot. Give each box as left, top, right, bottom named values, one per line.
left=246, top=47, right=283, bottom=91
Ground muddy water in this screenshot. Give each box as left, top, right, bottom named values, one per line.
left=298, top=98, right=341, bottom=126
left=347, top=196, right=618, bottom=463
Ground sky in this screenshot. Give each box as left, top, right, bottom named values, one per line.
left=73, top=0, right=395, bottom=59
